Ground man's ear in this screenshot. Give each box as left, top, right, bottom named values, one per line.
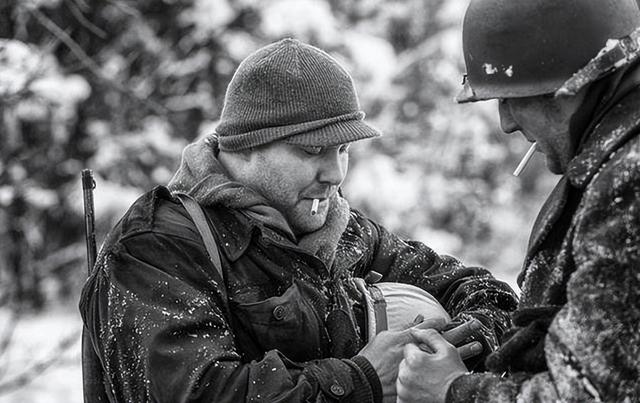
left=219, top=148, right=252, bottom=162
left=218, top=149, right=254, bottom=181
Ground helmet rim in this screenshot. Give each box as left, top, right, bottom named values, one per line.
left=458, top=0, right=640, bottom=103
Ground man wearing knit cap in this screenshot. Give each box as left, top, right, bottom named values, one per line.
left=80, top=38, right=517, bottom=402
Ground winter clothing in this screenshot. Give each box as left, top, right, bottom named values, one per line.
left=79, top=137, right=517, bottom=403
left=215, top=38, right=380, bottom=151
left=447, top=64, right=640, bottom=402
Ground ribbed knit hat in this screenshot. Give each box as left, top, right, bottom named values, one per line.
left=215, top=38, right=381, bottom=151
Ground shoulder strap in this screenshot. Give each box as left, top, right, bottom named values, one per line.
left=353, top=277, right=388, bottom=342
left=175, top=193, right=224, bottom=280
left=175, top=192, right=232, bottom=322
left=368, top=285, right=388, bottom=335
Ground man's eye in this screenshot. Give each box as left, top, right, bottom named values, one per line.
left=301, top=146, right=322, bottom=155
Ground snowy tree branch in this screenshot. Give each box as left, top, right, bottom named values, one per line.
left=28, top=6, right=170, bottom=114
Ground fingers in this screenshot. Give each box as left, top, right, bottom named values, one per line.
left=399, top=340, right=470, bottom=403
left=441, top=319, right=482, bottom=346
left=403, top=342, right=424, bottom=363
left=417, top=342, right=434, bottom=354
left=414, top=327, right=483, bottom=358
left=396, top=344, right=423, bottom=403
left=456, top=341, right=483, bottom=360
left=409, top=328, right=452, bottom=354
left=399, top=316, right=447, bottom=344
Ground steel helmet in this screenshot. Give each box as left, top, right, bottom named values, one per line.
left=457, top=0, right=640, bottom=103
left=353, top=278, right=451, bottom=341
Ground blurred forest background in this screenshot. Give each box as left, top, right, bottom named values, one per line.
left=0, top=0, right=556, bottom=401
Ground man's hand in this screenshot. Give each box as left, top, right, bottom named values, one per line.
left=397, top=329, right=470, bottom=403
left=358, top=318, right=447, bottom=402
left=440, top=320, right=484, bottom=360
left=358, top=318, right=483, bottom=402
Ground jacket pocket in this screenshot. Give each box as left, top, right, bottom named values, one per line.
left=233, top=280, right=324, bottom=362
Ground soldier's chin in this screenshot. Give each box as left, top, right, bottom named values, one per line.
left=545, top=155, right=564, bottom=175
left=290, top=213, right=326, bottom=236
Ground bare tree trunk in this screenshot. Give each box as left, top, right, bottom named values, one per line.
left=7, top=193, right=43, bottom=309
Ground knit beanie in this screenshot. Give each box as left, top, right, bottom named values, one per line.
left=215, top=38, right=381, bottom=151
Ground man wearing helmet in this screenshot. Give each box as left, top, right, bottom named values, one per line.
left=396, top=0, right=640, bottom=402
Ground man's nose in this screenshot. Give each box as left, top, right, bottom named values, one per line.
left=498, top=100, right=519, bottom=134
left=318, top=149, right=347, bottom=185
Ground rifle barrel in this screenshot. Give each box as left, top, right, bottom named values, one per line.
left=81, top=169, right=97, bottom=274
left=81, top=169, right=109, bottom=401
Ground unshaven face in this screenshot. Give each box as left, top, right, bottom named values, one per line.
left=239, top=141, right=350, bottom=235
left=498, top=92, right=586, bottom=174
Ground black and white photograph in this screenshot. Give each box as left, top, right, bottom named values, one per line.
left=1, top=0, right=639, bottom=402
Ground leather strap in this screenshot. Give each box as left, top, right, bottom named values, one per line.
left=369, top=285, right=388, bottom=334
left=175, top=193, right=224, bottom=280
left=175, top=193, right=234, bottom=332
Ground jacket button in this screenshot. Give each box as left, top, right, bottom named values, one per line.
left=272, top=305, right=286, bottom=320
left=329, top=383, right=344, bottom=396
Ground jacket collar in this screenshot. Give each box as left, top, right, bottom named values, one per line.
left=202, top=204, right=255, bottom=262
left=204, top=204, right=303, bottom=262
left=523, top=85, right=640, bottom=273
left=566, top=86, right=640, bottom=188
left=208, top=200, right=351, bottom=270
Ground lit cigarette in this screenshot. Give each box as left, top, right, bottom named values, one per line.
left=513, top=142, right=537, bottom=177
left=311, top=199, right=319, bottom=216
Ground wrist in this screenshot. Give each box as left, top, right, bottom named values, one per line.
left=443, top=371, right=471, bottom=403
left=351, top=355, right=383, bottom=403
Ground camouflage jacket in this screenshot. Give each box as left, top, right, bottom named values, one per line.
left=448, top=84, right=640, bottom=401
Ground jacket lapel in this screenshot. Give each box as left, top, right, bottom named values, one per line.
left=522, top=176, right=570, bottom=274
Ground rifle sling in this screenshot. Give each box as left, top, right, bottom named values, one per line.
left=175, top=193, right=229, bottom=314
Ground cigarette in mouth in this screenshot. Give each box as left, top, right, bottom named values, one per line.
left=513, top=142, right=537, bottom=177
left=311, top=199, right=319, bottom=216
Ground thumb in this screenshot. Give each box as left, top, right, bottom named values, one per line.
left=402, top=341, right=424, bottom=361
left=398, top=316, right=446, bottom=342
